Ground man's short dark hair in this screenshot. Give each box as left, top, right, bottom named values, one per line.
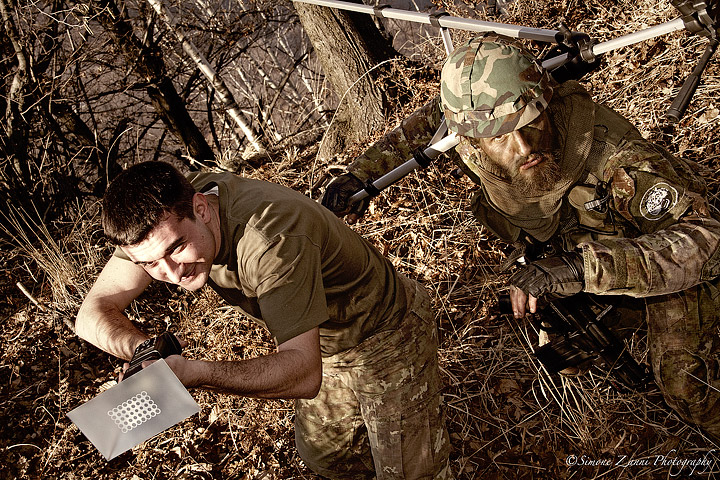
left=102, top=161, right=196, bottom=246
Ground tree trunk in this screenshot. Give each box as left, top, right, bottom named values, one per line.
left=293, top=0, right=398, bottom=160
left=92, top=0, right=216, bottom=165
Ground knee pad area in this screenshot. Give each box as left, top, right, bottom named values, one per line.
left=658, top=350, right=720, bottom=437
left=659, top=350, right=710, bottom=406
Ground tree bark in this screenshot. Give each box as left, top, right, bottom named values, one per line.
left=293, top=0, right=399, bottom=160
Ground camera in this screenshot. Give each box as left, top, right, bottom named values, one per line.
left=122, top=331, right=182, bottom=380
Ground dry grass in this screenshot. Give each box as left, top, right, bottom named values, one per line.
left=2, top=0, right=720, bottom=478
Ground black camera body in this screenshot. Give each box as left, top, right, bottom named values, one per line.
left=122, top=331, right=182, bottom=380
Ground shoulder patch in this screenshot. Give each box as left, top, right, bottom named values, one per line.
left=640, top=182, right=678, bottom=220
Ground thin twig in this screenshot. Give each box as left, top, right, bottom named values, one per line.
left=16, top=282, right=46, bottom=311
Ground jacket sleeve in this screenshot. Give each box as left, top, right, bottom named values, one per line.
left=580, top=138, right=720, bottom=296
left=347, top=96, right=445, bottom=183
left=582, top=214, right=720, bottom=296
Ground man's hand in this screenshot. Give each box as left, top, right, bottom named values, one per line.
left=508, top=251, right=585, bottom=317
left=160, top=354, right=196, bottom=385
left=118, top=336, right=189, bottom=382
left=320, top=173, right=369, bottom=224
left=118, top=353, right=188, bottom=382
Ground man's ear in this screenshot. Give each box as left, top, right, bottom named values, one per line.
left=193, top=193, right=212, bottom=223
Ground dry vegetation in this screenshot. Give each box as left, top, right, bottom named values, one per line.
left=2, top=0, right=720, bottom=478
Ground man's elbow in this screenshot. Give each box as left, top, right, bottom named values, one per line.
left=74, top=299, right=107, bottom=345
left=297, top=361, right=323, bottom=399
left=75, top=304, right=88, bottom=340
left=74, top=303, right=92, bottom=342
left=305, top=371, right=323, bottom=399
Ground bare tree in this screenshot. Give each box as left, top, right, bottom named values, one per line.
left=0, top=0, right=33, bottom=191
left=184, top=0, right=333, bottom=152
left=0, top=0, right=124, bottom=216
left=137, top=0, right=336, bottom=166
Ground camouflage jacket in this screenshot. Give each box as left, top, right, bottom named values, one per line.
left=346, top=89, right=720, bottom=298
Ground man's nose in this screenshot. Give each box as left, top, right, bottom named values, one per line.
left=510, top=130, right=532, bottom=157
left=160, top=257, right=183, bottom=284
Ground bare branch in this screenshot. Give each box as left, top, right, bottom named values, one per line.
left=146, top=0, right=267, bottom=161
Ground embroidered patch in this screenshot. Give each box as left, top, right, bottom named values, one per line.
left=640, top=182, right=678, bottom=220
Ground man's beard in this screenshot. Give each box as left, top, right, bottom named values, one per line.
left=483, top=150, right=568, bottom=197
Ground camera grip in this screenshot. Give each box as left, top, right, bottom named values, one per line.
left=122, top=331, right=182, bottom=380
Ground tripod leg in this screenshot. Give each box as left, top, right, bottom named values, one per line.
left=666, top=39, right=719, bottom=123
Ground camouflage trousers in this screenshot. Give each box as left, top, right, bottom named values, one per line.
left=295, top=276, right=452, bottom=479
left=648, top=276, right=720, bottom=440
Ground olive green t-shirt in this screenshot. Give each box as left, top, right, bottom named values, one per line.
left=188, top=173, right=407, bottom=356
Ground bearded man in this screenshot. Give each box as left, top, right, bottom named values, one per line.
left=321, top=34, right=720, bottom=440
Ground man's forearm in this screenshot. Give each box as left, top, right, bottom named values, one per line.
left=75, top=254, right=154, bottom=360
left=75, top=302, right=149, bottom=360
left=347, top=97, right=443, bottom=183
left=178, top=348, right=322, bottom=399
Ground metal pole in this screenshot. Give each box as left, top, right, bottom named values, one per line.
left=294, top=0, right=693, bottom=58
left=666, top=38, right=719, bottom=122
left=592, top=18, right=687, bottom=55
left=293, top=0, right=559, bottom=42
left=439, top=27, right=454, bottom=55
left=349, top=132, right=459, bottom=204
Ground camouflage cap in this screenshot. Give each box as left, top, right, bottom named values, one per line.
left=440, top=34, right=554, bottom=138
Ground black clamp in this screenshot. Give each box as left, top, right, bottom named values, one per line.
left=413, top=148, right=433, bottom=168
left=544, top=22, right=601, bottom=83
left=363, top=181, right=382, bottom=198
left=672, top=0, right=719, bottom=38
left=373, top=4, right=391, bottom=18
left=557, top=23, right=596, bottom=63
left=429, top=11, right=450, bottom=28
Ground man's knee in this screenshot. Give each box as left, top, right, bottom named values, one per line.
left=656, top=349, right=720, bottom=437
left=295, top=432, right=369, bottom=479
left=294, top=407, right=375, bottom=479
left=648, top=284, right=720, bottom=436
